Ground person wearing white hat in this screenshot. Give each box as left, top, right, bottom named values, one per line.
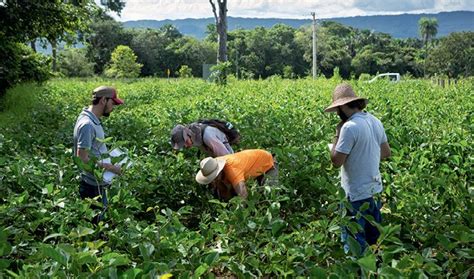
left=325, top=83, right=391, bottom=254
left=195, top=149, right=278, bottom=200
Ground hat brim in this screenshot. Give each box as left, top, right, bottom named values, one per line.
left=195, top=158, right=226, bottom=185
left=112, top=97, right=124, bottom=105
left=324, top=97, right=368, bottom=113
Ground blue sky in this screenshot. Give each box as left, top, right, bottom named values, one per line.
left=113, top=0, right=473, bottom=21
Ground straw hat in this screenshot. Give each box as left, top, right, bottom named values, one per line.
left=324, top=83, right=367, bottom=113
left=195, top=157, right=226, bottom=185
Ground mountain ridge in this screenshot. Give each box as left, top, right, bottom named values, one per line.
left=123, top=11, right=474, bottom=39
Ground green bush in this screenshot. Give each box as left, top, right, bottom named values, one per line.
left=57, top=48, right=95, bottom=77
left=104, top=45, right=142, bottom=78
left=358, top=73, right=371, bottom=81
left=178, top=65, right=193, bottom=78
left=0, top=42, right=51, bottom=96
left=283, top=65, right=294, bottom=79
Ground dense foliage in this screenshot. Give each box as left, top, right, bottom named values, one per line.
left=0, top=78, right=472, bottom=277
left=0, top=1, right=122, bottom=94
left=58, top=48, right=95, bottom=78
left=105, top=45, right=143, bottom=79
left=0, top=42, right=51, bottom=97
left=84, top=14, right=473, bottom=80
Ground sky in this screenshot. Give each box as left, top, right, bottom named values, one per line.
left=112, top=0, right=474, bottom=21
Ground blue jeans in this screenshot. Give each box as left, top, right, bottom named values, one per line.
left=79, top=180, right=108, bottom=224
left=341, top=197, right=382, bottom=254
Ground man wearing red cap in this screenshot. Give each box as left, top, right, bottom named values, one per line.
left=325, top=83, right=391, bottom=255
left=73, top=86, right=124, bottom=223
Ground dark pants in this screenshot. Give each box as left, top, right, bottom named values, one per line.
left=79, top=180, right=108, bottom=224
left=341, top=197, right=382, bottom=254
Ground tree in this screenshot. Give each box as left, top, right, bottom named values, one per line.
left=426, top=32, right=474, bottom=78
left=0, top=0, right=125, bottom=95
left=57, top=48, right=95, bottom=77
left=418, top=17, right=438, bottom=48
left=86, top=14, right=133, bottom=74
left=209, top=0, right=228, bottom=63
left=105, top=45, right=142, bottom=78
left=129, top=28, right=166, bottom=76
left=178, top=65, right=193, bottom=78
left=171, top=37, right=215, bottom=77
left=418, top=17, right=438, bottom=76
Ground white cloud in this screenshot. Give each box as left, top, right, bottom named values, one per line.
left=113, top=0, right=474, bottom=21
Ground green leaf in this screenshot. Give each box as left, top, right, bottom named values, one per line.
left=43, top=233, right=65, bottom=242
left=357, top=254, right=376, bottom=272
left=121, top=268, right=143, bottom=279
left=271, top=219, right=287, bottom=236
left=139, top=242, right=155, bottom=259
left=204, top=252, right=219, bottom=266
left=208, top=199, right=227, bottom=207
left=379, top=267, right=402, bottom=278
left=193, top=263, right=209, bottom=278
left=309, top=266, right=327, bottom=278
left=76, top=252, right=98, bottom=265
left=102, top=252, right=130, bottom=266
left=0, top=231, right=11, bottom=257
left=359, top=201, right=370, bottom=212
left=69, top=226, right=95, bottom=239
left=0, top=259, right=11, bottom=270
left=40, top=245, right=68, bottom=266
left=347, top=235, right=361, bottom=256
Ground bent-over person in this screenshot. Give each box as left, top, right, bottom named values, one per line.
left=195, top=149, right=278, bottom=200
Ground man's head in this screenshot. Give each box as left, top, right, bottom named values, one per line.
left=91, top=86, right=124, bottom=117
left=195, top=157, right=226, bottom=185
left=325, top=83, right=367, bottom=119
left=171, top=125, right=193, bottom=149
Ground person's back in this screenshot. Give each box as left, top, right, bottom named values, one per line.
left=337, top=111, right=386, bottom=201
left=171, top=122, right=234, bottom=157
left=200, top=125, right=234, bottom=157
left=219, top=149, right=274, bottom=186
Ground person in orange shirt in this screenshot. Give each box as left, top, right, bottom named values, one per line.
left=195, top=149, right=278, bottom=200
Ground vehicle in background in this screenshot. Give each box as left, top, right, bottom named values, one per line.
left=368, top=73, right=401, bottom=83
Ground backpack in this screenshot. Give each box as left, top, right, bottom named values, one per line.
left=197, top=119, right=241, bottom=145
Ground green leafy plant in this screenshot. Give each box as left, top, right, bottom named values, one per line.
left=0, top=78, right=472, bottom=277
left=105, top=45, right=143, bottom=78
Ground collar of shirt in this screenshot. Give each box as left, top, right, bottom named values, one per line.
left=348, top=111, right=366, bottom=121
left=82, top=108, right=101, bottom=125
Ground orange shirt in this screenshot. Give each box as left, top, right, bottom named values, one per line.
left=219, top=149, right=274, bottom=186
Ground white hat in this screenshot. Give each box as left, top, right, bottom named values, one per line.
left=195, top=157, right=226, bottom=185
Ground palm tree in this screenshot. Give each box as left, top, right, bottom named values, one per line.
left=418, top=17, right=439, bottom=47
left=418, top=17, right=438, bottom=76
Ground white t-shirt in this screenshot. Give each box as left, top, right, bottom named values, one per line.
left=335, top=111, right=388, bottom=202
left=201, top=126, right=234, bottom=157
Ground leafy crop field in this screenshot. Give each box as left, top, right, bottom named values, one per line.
left=0, top=77, right=473, bottom=278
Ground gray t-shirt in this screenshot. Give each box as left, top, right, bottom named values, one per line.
left=201, top=126, right=234, bottom=157
left=335, top=111, right=388, bottom=202
left=73, top=108, right=108, bottom=186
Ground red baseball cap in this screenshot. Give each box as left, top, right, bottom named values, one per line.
left=92, top=86, right=124, bottom=105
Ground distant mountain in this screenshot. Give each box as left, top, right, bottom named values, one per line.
left=123, top=11, right=474, bottom=39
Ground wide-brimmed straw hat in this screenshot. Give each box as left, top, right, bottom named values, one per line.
left=324, top=83, right=367, bottom=113
left=195, top=157, right=226, bottom=185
